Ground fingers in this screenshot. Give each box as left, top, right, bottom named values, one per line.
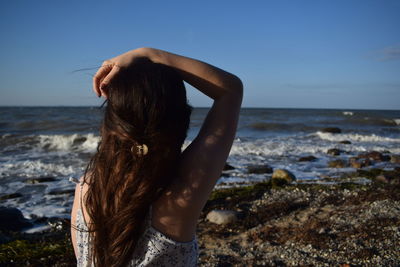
left=93, top=64, right=112, bottom=97
left=98, top=66, right=120, bottom=98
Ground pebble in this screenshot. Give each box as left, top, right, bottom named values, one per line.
left=206, top=210, right=238, bottom=225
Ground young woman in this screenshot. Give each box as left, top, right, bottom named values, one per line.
left=70, top=47, right=243, bottom=266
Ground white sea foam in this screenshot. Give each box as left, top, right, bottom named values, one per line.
left=229, top=138, right=333, bottom=157
left=3, top=132, right=400, bottom=219
left=0, top=160, right=77, bottom=177
left=38, top=133, right=99, bottom=152
left=343, top=111, right=354, bottom=116
left=315, top=132, right=400, bottom=143
left=394, top=118, right=400, bottom=126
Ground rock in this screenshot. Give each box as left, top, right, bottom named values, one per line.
left=339, top=140, right=351, bottom=144
left=327, top=148, right=342, bottom=156
left=390, top=177, right=400, bottom=185
left=73, top=136, right=87, bottom=145
left=0, top=193, right=23, bottom=201
left=374, top=171, right=400, bottom=185
left=321, top=127, right=342, bottom=134
left=48, top=189, right=75, bottom=195
left=206, top=210, right=238, bottom=225
left=25, top=176, right=57, bottom=184
left=223, top=163, right=235, bottom=171
left=375, top=175, right=389, bottom=183
left=358, top=151, right=390, bottom=162
left=298, top=156, right=317, bottom=162
left=390, top=155, right=400, bottom=164
left=350, top=161, right=363, bottom=169
left=272, top=169, right=296, bottom=183
left=247, top=164, right=273, bottom=174
left=328, top=160, right=347, bottom=168
left=0, top=207, right=33, bottom=231
left=349, top=157, right=370, bottom=169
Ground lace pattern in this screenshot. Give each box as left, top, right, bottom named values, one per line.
left=75, top=205, right=198, bottom=266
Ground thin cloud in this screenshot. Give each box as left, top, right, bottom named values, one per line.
left=284, top=82, right=400, bottom=91
left=373, top=44, right=400, bottom=61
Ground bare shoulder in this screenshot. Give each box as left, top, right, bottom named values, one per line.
left=151, top=181, right=197, bottom=242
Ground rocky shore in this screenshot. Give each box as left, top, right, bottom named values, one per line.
left=198, top=178, right=400, bottom=266
left=1, top=165, right=399, bottom=266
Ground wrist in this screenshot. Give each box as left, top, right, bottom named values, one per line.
left=137, top=47, right=166, bottom=65
left=133, top=47, right=154, bottom=61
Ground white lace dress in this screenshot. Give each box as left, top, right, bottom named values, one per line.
left=74, top=183, right=198, bottom=267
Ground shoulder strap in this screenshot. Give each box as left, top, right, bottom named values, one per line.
left=79, top=179, right=89, bottom=227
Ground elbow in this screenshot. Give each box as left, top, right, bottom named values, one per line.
left=231, top=75, right=243, bottom=98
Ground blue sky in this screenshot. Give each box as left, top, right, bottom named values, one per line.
left=0, top=1, right=399, bottom=109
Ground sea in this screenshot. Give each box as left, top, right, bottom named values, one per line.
left=1, top=107, right=399, bottom=219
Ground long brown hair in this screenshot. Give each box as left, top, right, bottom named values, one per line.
left=84, top=59, right=192, bottom=266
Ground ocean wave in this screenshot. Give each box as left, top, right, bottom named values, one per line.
left=247, top=122, right=315, bottom=132
left=228, top=138, right=330, bottom=157
left=361, top=117, right=398, bottom=126
left=315, top=132, right=400, bottom=143
left=0, top=160, right=77, bottom=177
left=343, top=111, right=354, bottom=116
left=38, top=133, right=99, bottom=152
left=394, top=119, right=400, bottom=126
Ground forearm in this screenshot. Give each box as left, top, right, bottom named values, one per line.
left=139, top=47, right=243, bottom=100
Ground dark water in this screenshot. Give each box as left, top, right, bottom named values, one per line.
left=0, top=107, right=399, bottom=218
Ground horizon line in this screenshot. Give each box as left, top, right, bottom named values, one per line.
left=0, top=105, right=399, bottom=111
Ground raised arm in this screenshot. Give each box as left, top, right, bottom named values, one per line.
left=145, top=48, right=243, bottom=188
left=94, top=47, right=242, bottom=99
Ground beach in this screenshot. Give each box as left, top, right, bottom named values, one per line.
left=1, top=107, right=400, bottom=265
left=197, top=173, right=400, bottom=266
left=1, top=174, right=399, bottom=266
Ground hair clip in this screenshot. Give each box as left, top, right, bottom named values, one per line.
left=131, top=144, right=148, bottom=157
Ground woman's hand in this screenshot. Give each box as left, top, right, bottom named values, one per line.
left=92, top=48, right=149, bottom=98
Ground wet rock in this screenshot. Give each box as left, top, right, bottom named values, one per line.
left=17, top=184, right=47, bottom=195
left=321, top=127, right=342, bottom=134
left=374, top=171, right=400, bottom=185
left=206, top=210, right=238, bottom=225
left=72, top=136, right=87, bottom=145
left=25, top=176, right=57, bottom=184
left=0, top=207, right=33, bottom=231
left=350, top=161, right=362, bottom=169
left=223, top=163, right=235, bottom=171
left=390, top=155, right=400, bottom=164
left=349, top=157, right=371, bottom=169
left=328, top=160, right=347, bottom=168
left=358, top=151, right=390, bottom=162
left=48, top=189, right=75, bottom=195
left=272, top=169, right=296, bottom=183
left=339, top=140, right=351, bottom=144
left=327, top=148, right=342, bottom=156
left=298, top=156, right=317, bottom=162
left=247, top=164, right=273, bottom=174
left=0, top=193, right=23, bottom=200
